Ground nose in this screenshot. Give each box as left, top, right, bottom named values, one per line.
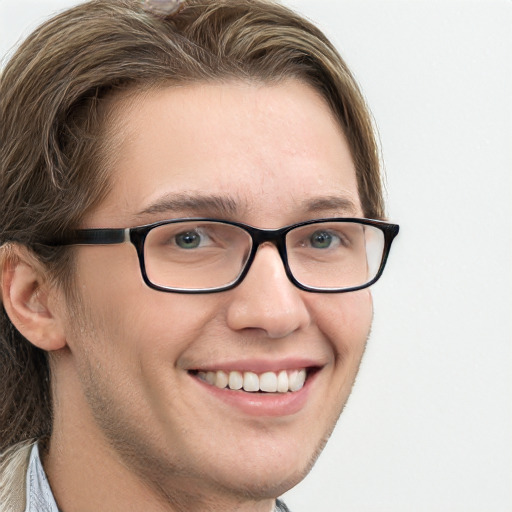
left=226, top=244, right=311, bottom=338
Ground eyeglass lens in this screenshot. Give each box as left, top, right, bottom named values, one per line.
left=143, top=220, right=385, bottom=291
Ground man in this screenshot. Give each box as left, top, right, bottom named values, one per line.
left=0, top=0, right=399, bottom=510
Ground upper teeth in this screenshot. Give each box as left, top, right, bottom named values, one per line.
left=196, top=369, right=307, bottom=393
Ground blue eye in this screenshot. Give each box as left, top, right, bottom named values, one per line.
left=309, top=230, right=334, bottom=249
left=175, top=230, right=202, bottom=249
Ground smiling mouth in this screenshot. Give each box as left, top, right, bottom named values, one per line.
left=189, top=368, right=313, bottom=393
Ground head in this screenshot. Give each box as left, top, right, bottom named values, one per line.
left=0, top=0, right=390, bottom=506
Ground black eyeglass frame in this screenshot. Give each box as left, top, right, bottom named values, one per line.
left=48, top=217, right=399, bottom=294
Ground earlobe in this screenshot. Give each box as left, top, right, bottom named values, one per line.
left=1, top=245, right=67, bottom=351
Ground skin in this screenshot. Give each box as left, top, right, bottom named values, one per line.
left=3, top=80, right=373, bottom=512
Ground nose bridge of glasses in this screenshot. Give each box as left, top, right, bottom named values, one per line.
left=248, top=226, right=288, bottom=260
left=240, top=226, right=291, bottom=286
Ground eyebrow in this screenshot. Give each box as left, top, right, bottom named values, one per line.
left=136, top=193, right=359, bottom=221
left=301, top=195, right=359, bottom=216
left=136, top=193, right=241, bottom=219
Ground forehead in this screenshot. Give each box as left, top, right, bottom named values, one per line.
left=89, top=80, right=361, bottom=228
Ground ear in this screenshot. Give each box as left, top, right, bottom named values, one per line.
left=1, top=244, right=67, bottom=351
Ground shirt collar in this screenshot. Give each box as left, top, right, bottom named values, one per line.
left=25, top=443, right=60, bottom=512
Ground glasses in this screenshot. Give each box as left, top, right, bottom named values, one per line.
left=49, top=218, right=399, bottom=293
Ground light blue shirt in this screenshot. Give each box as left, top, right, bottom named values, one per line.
left=24, top=444, right=60, bottom=512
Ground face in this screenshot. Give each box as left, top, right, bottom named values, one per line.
left=60, top=80, right=373, bottom=502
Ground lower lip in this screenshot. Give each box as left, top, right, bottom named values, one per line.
left=190, top=372, right=316, bottom=417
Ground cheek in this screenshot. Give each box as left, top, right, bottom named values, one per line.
left=72, top=293, right=229, bottom=409
left=126, top=294, right=226, bottom=360
left=71, top=245, right=219, bottom=352
left=312, top=289, right=373, bottom=357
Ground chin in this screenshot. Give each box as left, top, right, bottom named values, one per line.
left=203, top=432, right=329, bottom=502
left=211, top=462, right=312, bottom=502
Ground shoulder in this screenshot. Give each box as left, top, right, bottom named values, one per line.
left=0, top=440, right=35, bottom=512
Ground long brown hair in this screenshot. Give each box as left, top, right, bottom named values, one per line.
left=0, top=0, right=384, bottom=452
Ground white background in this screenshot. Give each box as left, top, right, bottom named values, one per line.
left=1, top=1, right=511, bottom=511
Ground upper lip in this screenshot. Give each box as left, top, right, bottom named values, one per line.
left=186, top=357, right=326, bottom=374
